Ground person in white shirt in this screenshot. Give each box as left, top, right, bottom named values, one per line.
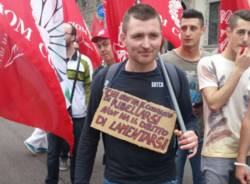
left=236, top=101, right=250, bottom=184
left=197, top=10, right=250, bottom=184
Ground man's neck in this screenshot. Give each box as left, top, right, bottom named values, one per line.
left=125, top=59, right=157, bottom=73
left=66, top=45, right=75, bottom=59
left=221, top=47, right=236, bottom=62
left=175, top=45, right=201, bottom=62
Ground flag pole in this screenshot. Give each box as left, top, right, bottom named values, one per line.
left=158, top=54, right=194, bottom=155
left=157, top=53, right=187, bottom=133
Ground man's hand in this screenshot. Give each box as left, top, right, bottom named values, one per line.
left=235, top=47, right=250, bottom=72
left=236, top=164, right=250, bottom=184
left=174, top=129, right=198, bottom=158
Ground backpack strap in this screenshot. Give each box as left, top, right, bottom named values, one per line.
left=103, top=60, right=181, bottom=99
left=70, top=53, right=81, bottom=103
left=104, top=62, right=124, bottom=88
left=163, top=62, right=180, bottom=99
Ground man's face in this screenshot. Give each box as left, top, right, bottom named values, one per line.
left=64, top=24, right=74, bottom=47
left=180, top=18, right=204, bottom=48
left=95, top=38, right=114, bottom=65
left=227, top=18, right=250, bottom=54
left=121, top=16, right=162, bottom=67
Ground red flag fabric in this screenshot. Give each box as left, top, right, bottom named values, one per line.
left=91, top=3, right=105, bottom=37
left=104, top=0, right=182, bottom=62
left=104, top=0, right=133, bottom=62
left=143, top=0, right=182, bottom=47
left=63, top=0, right=101, bottom=69
left=218, top=0, right=250, bottom=52
left=0, top=1, right=74, bottom=148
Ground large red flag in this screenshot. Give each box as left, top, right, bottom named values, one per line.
left=63, top=0, right=101, bottom=69
left=0, top=1, right=73, bottom=148
left=91, top=13, right=105, bottom=37
left=104, top=0, right=133, bottom=62
left=104, top=0, right=182, bottom=62
left=143, top=0, right=182, bottom=47
left=91, top=2, right=105, bottom=37
left=218, top=0, right=250, bottom=52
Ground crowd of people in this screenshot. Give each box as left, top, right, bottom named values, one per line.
left=22, top=3, right=250, bottom=184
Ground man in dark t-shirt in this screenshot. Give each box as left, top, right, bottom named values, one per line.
left=74, top=4, right=198, bottom=184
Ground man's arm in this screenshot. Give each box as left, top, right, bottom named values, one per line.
left=201, top=68, right=243, bottom=112
left=74, top=67, right=108, bottom=184
left=81, top=55, right=93, bottom=104
left=236, top=102, right=250, bottom=184
left=200, top=49, right=250, bottom=112
left=174, top=68, right=198, bottom=158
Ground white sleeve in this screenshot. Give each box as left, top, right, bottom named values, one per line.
left=81, top=54, right=93, bottom=81
left=197, top=55, right=219, bottom=91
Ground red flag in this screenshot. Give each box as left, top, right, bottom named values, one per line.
left=104, top=0, right=182, bottom=62
left=63, top=0, right=101, bottom=69
left=142, top=0, right=182, bottom=47
left=91, top=3, right=105, bottom=37
left=0, top=1, right=73, bottom=148
left=218, top=0, right=250, bottom=52
left=105, top=0, right=136, bottom=62
left=91, top=13, right=105, bottom=37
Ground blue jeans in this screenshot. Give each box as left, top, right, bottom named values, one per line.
left=175, top=138, right=205, bottom=184
left=45, top=117, right=84, bottom=184
left=103, top=179, right=178, bottom=184
left=60, top=139, right=69, bottom=160
left=70, top=117, right=84, bottom=183
left=45, top=133, right=68, bottom=184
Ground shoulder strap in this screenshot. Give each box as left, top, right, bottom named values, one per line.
left=104, top=62, right=123, bottom=87
left=164, top=63, right=180, bottom=98
left=103, top=61, right=180, bottom=97
left=70, top=53, right=81, bottom=103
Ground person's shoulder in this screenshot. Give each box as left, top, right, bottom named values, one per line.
left=164, top=62, right=185, bottom=80
left=93, top=66, right=109, bottom=81
left=161, top=50, right=175, bottom=59
left=79, top=53, right=93, bottom=75
left=199, top=53, right=221, bottom=65
left=91, top=66, right=109, bottom=91
left=80, top=53, right=91, bottom=64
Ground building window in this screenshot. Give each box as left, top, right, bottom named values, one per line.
left=208, top=1, right=220, bottom=45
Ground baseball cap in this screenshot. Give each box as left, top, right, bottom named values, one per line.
left=91, top=28, right=109, bottom=43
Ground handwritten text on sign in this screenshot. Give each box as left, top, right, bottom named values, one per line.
left=91, top=87, right=177, bottom=153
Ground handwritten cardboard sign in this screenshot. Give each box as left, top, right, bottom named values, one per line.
left=91, top=87, right=177, bottom=154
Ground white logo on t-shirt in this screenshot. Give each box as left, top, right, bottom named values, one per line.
left=151, top=82, right=164, bottom=88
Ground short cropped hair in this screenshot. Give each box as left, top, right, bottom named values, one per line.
left=182, top=9, right=204, bottom=27
left=122, top=4, right=161, bottom=33
left=228, top=9, right=250, bottom=29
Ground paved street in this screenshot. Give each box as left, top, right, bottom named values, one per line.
left=0, top=117, right=192, bottom=184
left=0, top=117, right=104, bottom=184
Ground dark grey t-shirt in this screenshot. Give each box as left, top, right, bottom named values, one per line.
left=161, top=50, right=210, bottom=137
